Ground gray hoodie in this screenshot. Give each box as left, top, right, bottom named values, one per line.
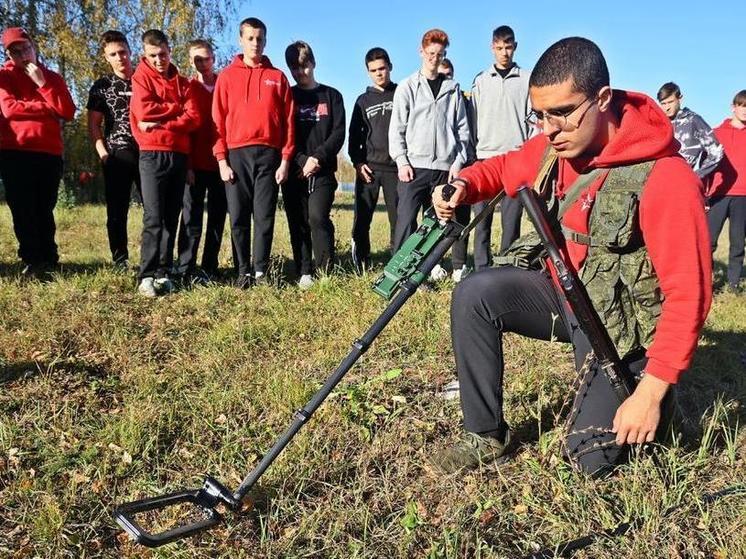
left=471, top=63, right=531, bottom=159
left=388, top=70, right=470, bottom=172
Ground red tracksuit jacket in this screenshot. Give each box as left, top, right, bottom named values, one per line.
left=129, top=59, right=200, bottom=154
left=0, top=61, right=75, bottom=155
left=189, top=77, right=219, bottom=172
left=458, top=90, right=712, bottom=384
left=211, top=55, right=294, bottom=162
left=709, top=119, right=746, bottom=198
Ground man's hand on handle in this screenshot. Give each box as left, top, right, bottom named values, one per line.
left=433, top=181, right=467, bottom=221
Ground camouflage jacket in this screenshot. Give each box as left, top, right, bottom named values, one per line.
left=671, top=107, right=723, bottom=179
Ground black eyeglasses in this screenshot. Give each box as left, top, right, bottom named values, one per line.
left=525, top=96, right=597, bottom=131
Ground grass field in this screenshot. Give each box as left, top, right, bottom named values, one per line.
left=0, top=195, right=744, bottom=558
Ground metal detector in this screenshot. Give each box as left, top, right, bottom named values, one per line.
left=113, top=186, right=504, bottom=547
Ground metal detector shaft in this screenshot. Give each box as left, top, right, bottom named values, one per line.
left=113, top=185, right=466, bottom=547
left=517, top=187, right=635, bottom=401
left=232, top=216, right=462, bottom=500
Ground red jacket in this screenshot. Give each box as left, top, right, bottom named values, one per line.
left=189, top=78, right=218, bottom=171
left=211, top=55, right=294, bottom=161
left=708, top=119, right=746, bottom=197
left=130, top=59, right=200, bottom=154
left=0, top=61, right=75, bottom=155
left=458, top=90, right=712, bottom=384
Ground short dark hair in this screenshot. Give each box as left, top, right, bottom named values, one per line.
left=439, top=57, right=454, bottom=73
left=240, top=17, right=266, bottom=36
left=141, top=29, right=169, bottom=48
left=529, top=37, right=609, bottom=97
left=492, top=25, right=515, bottom=43
left=187, top=39, right=214, bottom=54
left=365, top=47, right=391, bottom=68
left=733, top=90, right=746, bottom=106
left=285, top=40, right=315, bottom=69
left=657, top=82, right=681, bottom=102
left=100, top=30, right=129, bottom=50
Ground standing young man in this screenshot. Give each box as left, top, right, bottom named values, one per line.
left=469, top=25, right=532, bottom=270
left=86, top=30, right=140, bottom=269
left=283, top=41, right=345, bottom=288
left=389, top=29, right=470, bottom=280
left=707, top=90, right=746, bottom=293
left=212, top=17, right=295, bottom=288
left=348, top=47, right=398, bottom=273
left=431, top=37, right=711, bottom=476
left=0, top=27, right=76, bottom=277
left=130, top=29, right=200, bottom=297
left=657, top=82, right=723, bottom=181
left=175, top=39, right=227, bottom=284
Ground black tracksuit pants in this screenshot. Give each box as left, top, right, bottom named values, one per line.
left=102, top=148, right=141, bottom=264
left=176, top=169, right=227, bottom=275
left=451, top=266, right=663, bottom=476
left=351, top=168, right=398, bottom=258
left=226, top=146, right=281, bottom=276
left=471, top=195, right=524, bottom=271
left=393, top=168, right=470, bottom=269
left=0, top=150, right=62, bottom=267
left=138, top=151, right=187, bottom=280
left=707, top=195, right=746, bottom=289
left=282, top=174, right=337, bottom=276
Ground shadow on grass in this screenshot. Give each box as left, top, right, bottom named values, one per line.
left=0, top=361, right=42, bottom=385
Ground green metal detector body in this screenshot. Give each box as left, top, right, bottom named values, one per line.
left=372, top=212, right=450, bottom=299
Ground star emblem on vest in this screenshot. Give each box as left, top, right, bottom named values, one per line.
left=580, top=191, right=595, bottom=212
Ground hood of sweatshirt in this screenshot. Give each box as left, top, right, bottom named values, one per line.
left=365, top=82, right=397, bottom=96
left=589, top=90, right=679, bottom=169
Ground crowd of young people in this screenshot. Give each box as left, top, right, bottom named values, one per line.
left=0, top=21, right=744, bottom=298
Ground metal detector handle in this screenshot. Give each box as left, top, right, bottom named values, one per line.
left=517, top=187, right=635, bottom=401
left=113, top=476, right=237, bottom=547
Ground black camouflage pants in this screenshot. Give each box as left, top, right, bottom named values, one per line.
left=451, top=266, right=669, bottom=476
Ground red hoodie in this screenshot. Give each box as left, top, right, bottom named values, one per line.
left=708, top=119, right=746, bottom=197
left=211, top=55, right=294, bottom=162
left=458, top=90, right=712, bottom=384
left=189, top=77, right=219, bottom=171
left=0, top=61, right=75, bottom=155
left=129, top=59, right=200, bottom=154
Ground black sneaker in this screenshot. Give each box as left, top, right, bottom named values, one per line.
left=236, top=273, right=253, bottom=289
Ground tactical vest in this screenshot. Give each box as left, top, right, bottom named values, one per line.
left=497, top=150, right=663, bottom=358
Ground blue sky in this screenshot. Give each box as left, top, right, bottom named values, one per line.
left=216, top=0, right=741, bottom=131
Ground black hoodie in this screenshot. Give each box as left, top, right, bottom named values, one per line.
left=291, top=83, right=346, bottom=176
left=348, top=82, right=397, bottom=171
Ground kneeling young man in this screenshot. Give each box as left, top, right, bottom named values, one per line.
left=431, top=37, right=712, bottom=476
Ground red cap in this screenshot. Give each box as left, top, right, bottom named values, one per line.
left=2, top=27, right=31, bottom=50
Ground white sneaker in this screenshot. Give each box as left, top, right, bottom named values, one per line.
left=430, top=264, right=448, bottom=281
left=137, top=277, right=157, bottom=298
left=299, top=274, right=315, bottom=289
left=452, top=265, right=468, bottom=283
left=153, top=277, right=175, bottom=295
left=438, top=379, right=460, bottom=401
